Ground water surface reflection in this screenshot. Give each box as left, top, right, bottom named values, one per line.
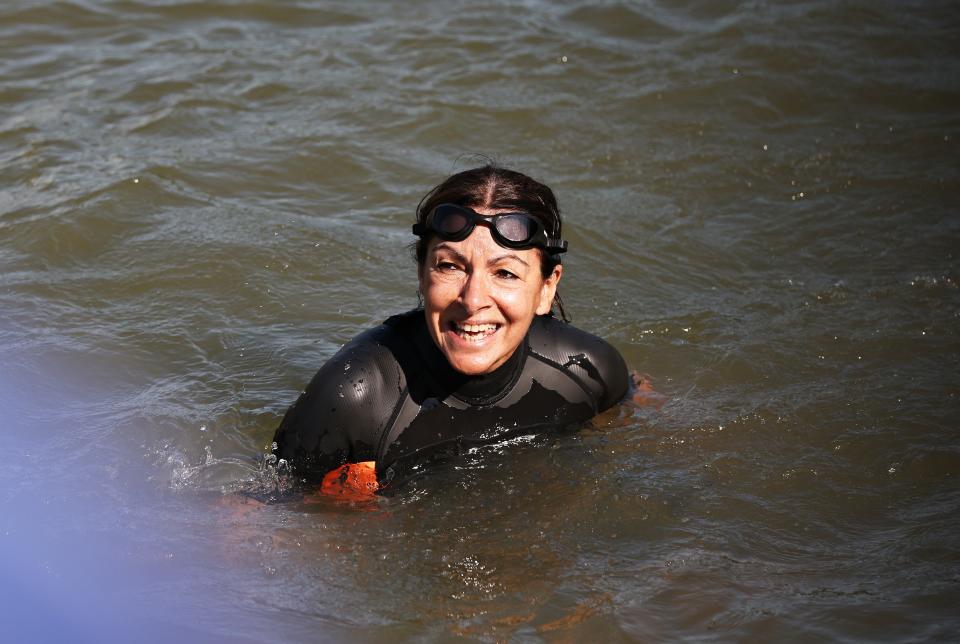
left=2, top=0, right=959, bottom=640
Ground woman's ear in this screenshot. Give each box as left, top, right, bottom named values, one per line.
left=536, top=263, right=563, bottom=315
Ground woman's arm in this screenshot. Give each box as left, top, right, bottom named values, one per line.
left=273, top=324, right=403, bottom=490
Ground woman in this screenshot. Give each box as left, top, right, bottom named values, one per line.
left=273, top=165, right=631, bottom=496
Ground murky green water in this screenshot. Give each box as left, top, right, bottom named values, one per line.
left=2, top=0, right=958, bottom=641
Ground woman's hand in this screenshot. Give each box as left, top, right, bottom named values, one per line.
left=628, top=371, right=667, bottom=409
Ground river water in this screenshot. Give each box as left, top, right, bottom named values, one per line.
left=1, top=0, right=958, bottom=641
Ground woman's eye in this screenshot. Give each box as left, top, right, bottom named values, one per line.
left=437, top=261, right=461, bottom=272
left=496, top=269, right=519, bottom=280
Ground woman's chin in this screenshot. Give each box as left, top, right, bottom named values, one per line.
left=443, top=350, right=497, bottom=375
left=451, top=360, right=495, bottom=376
left=441, top=335, right=503, bottom=375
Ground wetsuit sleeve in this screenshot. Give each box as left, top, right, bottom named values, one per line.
left=586, top=334, right=630, bottom=411
left=528, top=316, right=630, bottom=413
left=272, top=327, right=401, bottom=483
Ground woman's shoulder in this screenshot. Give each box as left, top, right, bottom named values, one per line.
left=310, top=311, right=420, bottom=399
left=527, top=314, right=622, bottom=364
left=527, top=315, right=629, bottom=411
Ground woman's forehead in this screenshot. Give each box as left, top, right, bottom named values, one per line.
left=429, top=233, right=539, bottom=264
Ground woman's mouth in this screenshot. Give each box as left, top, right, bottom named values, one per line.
left=449, top=321, right=500, bottom=343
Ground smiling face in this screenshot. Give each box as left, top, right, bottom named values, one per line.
left=419, top=207, right=562, bottom=375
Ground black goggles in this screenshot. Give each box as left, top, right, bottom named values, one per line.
left=412, top=203, right=568, bottom=255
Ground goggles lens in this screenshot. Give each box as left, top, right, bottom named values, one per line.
left=435, top=207, right=471, bottom=236
left=493, top=214, right=536, bottom=244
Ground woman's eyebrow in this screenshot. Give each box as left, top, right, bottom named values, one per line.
left=490, top=253, right=530, bottom=268
left=432, top=243, right=530, bottom=268
left=432, top=243, right=467, bottom=263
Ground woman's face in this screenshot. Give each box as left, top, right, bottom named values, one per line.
left=419, top=207, right=562, bottom=376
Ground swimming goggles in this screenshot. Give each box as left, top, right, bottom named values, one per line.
left=412, top=203, right=568, bottom=254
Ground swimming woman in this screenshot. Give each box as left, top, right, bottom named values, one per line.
left=273, top=165, right=638, bottom=498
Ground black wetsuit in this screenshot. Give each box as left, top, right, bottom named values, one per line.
left=273, top=310, right=629, bottom=486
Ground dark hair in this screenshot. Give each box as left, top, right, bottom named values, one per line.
left=414, top=165, right=568, bottom=320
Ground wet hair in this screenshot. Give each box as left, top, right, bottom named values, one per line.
left=414, top=164, right=569, bottom=321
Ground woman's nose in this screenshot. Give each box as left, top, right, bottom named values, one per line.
left=459, top=272, right=491, bottom=313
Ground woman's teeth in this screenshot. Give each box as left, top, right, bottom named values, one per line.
left=452, top=322, right=498, bottom=341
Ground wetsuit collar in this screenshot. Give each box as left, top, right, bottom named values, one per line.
left=450, top=337, right=526, bottom=404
